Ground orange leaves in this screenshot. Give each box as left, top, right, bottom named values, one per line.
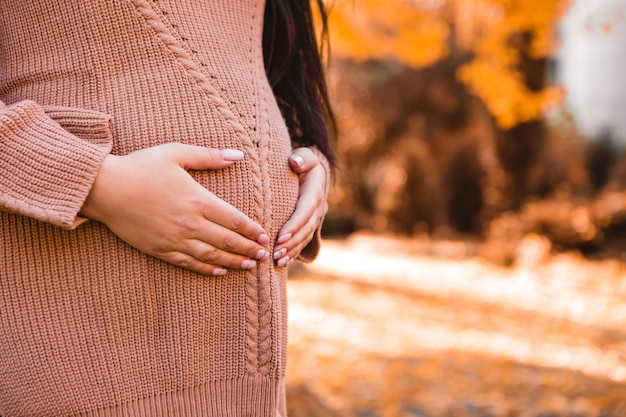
left=326, top=0, right=449, bottom=68
left=457, top=59, right=565, bottom=128
left=456, top=0, right=569, bottom=128
left=324, top=0, right=571, bottom=128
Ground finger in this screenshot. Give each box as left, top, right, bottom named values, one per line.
left=275, top=166, right=325, bottom=244
left=274, top=214, right=321, bottom=266
left=289, top=147, right=320, bottom=175
left=200, top=194, right=269, bottom=245
left=274, top=198, right=322, bottom=261
left=276, top=238, right=311, bottom=268
left=163, top=142, right=244, bottom=171
left=184, top=239, right=266, bottom=270
left=159, top=252, right=228, bottom=276
left=189, top=220, right=271, bottom=260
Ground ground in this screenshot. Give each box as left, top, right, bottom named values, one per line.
left=285, top=234, right=626, bottom=417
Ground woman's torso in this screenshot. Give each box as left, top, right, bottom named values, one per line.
left=0, top=1, right=298, bottom=415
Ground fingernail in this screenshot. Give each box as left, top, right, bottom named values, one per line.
left=291, top=155, right=305, bottom=168
left=277, top=256, right=290, bottom=267
left=286, top=258, right=295, bottom=267
left=257, top=234, right=270, bottom=245
left=256, top=249, right=269, bottom=260
left=241, top=260, right=257, bottom=269
left=212, top=268, right=227, bottom=276
left=222, top=149, right=244, bottom=161
left=273, top=248, right=286, bottom=260
left=277, top=233, right=292, bottom=244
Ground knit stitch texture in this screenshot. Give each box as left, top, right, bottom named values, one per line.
left=0, top=1, right=326, bottom=416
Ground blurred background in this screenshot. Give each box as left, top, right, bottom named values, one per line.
left=286, top=0, right=626, bottom=416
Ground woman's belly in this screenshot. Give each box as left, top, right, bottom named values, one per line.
left=0, top=67, right=299, bottom=417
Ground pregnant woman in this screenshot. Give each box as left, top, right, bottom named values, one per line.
left=0, top=0, right=336, bottom=416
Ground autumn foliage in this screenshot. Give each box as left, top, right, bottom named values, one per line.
left=318, top=0, right=626, bottom=261
left=326, top=0, right=569, bottom=128
left=286, top=5, right=626, bottom=416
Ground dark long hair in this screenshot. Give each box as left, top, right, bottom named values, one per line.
left=263, top=0, right=338, bottom=168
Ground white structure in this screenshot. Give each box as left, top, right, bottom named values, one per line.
left=557, top=0, right=626, bottom=144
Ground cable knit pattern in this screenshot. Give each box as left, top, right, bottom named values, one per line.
left=0, top=1, right=324, bottom=416
left=127, top=0, right=251, bottom=142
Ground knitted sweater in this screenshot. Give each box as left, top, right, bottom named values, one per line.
left=0, top=1, right=326, bottom=416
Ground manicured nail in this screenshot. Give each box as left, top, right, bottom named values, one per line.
left=257, top=234, right=270, bottom=245
left=277, top=256, right=290, bottom=267
left=273, top=248, right=286, bottom=260
left=241, top=260, right=257, bottom=269
left=256, top=249, right=269, bottom=260
left=277, top=233, right=292, bottom=244
left=291, top=155, right=305, bottom=168
left=212, top=268, right=227, bottom=276
left=286, top=258, right=295, bottom=267
left=222, top=149, right=244, bottom=161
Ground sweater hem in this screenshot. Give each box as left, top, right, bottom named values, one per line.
left=75, top=377, right=284, bottom=417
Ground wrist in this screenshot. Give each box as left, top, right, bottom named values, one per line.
left=79, top=154, right=121, bottom=221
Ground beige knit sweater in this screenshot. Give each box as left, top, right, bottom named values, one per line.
left=0, top=1, right=326, bottom=416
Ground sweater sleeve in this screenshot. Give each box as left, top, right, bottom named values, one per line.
left=0, top=99, right=113, bottom=229
left=297, top=146, right=331, bottom=263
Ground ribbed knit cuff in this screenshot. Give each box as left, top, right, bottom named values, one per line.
left=298, top=147, right=331, bottom=263
left=0, top=100, right=113, bottom=228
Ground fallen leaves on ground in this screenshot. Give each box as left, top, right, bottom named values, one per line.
left=286, top=234, right=626, bottom=417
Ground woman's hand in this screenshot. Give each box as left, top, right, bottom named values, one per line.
left=273, top=147, right=328, bottom=267
left=80, top=143, right=270, bottom=276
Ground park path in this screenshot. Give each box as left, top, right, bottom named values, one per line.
left=285, top=234, right=626, bottom=417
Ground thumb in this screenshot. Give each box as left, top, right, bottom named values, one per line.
left=166, top=143, right=244, bottom=171
left=289, top=147, right=319, bottom=174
